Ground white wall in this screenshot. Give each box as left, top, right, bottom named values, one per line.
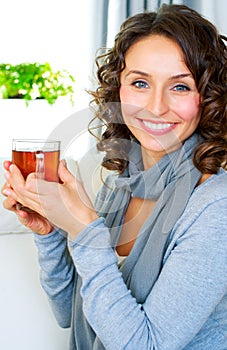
left=0, top=233, right=71, bottom=350
left=0, top=2, right=99, bottom=349
left=0, top=0, right=100, bottom=160
left=0, top=0, right=97, bottom=97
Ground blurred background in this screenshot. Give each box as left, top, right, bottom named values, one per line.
left=0, top=0, right=226, bottom=157
left=0, top=1, right=226, bottom=350
left=0, top=0, right=226, bottom=107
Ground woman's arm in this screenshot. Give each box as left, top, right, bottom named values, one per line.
left=34, top=228, right=76, bottom=328
left=69, top=198, right=227, bottom=349
left=2, top=160, right=79, bottom=328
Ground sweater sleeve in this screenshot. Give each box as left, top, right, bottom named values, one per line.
left=33, top=228, right=75, bottom=328
left=69, top=198, right=227, bottom=350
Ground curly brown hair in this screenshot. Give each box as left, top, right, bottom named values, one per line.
left=88, top=4, right=227, bottom=174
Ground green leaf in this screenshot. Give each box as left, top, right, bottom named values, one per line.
left=0, top=62, right=75, bottom=105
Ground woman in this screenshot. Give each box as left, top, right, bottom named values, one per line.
left=2, top=4, right=227, bottom=349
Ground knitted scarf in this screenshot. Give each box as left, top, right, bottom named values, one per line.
left=96, top=133, right=202, bottom=303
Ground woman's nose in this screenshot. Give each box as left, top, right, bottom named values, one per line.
left=145, top=89, right=169, bottom=117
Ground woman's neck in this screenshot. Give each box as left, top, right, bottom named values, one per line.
left=141, top=147, right=166, bottom=170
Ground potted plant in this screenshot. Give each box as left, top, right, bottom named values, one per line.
left=0, top=62, right=75, bottom=105
left=0, top=62, right=77, bottom=156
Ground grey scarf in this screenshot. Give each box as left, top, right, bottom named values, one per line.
left=96, top=133, right=202, bottom=303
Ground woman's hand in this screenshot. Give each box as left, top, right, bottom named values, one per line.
left=2, top=160, right=98, bottom=239
left=1, top=160, right=54, bottom=235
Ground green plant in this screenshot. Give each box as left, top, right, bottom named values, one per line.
left=0, top=62, right=75, bottom=105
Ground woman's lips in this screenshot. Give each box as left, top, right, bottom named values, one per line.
left=138, top=118, right=177, bottom=135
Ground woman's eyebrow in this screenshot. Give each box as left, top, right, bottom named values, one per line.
left=169, top=73, right=193, bottom=80
left=125, top=70, right=192, bottom=80
left=125, top=70, right=150, bottom=78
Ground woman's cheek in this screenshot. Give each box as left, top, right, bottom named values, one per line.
left=120, top=86, right=143, bottom=105
left=175, top=95, right=201, bottom=121
left=120, top=86, right=147, bottom=116
left=119, top=85, right=132, bottom=104
left=120, top=86, right=137, bottom=117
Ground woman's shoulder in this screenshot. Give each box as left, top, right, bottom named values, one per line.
left=192, top=168, right=227, bottom=204
left=182, top=168, right=227, bottom=224
left=171, top=169, right=226, bottom=236
left=165, top=169, right=227, bottom=260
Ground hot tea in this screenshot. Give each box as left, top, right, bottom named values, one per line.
left=12, top=149, right=60, bottom=182
left=12, top=139, right=61, bottom=212
left=12, top=139, right=61, bottom=182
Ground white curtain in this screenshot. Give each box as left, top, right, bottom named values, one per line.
left=184, top=0, right=227, bottom=34
left=93, top=0, right=227, bottom=53
left=106, top=0, right=177, bottom=47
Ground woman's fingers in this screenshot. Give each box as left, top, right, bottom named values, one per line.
left=16, top=210, right=54, bottom=235
left=4, top=165, right=44, bottom=214
left=2, top=161, right=55, bottom=235
left=3, top=160, right=12, bottom=171
left=58, top=159, right=75, bottom=185
left=2, top=158, right=97, bottom=236
left=1, top=161, right=13, bottom=196
left=3, top=195, right=54, bottom=235
left=5, top=164, right=25, bottom=196
left=1, top=181, right=10, bottom=197
left=2, top=196, right=17, bottom=212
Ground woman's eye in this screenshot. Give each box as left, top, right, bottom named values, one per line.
left=132, top=80, right=148, bottom=89
left=173, top=84, right=190, bottom=92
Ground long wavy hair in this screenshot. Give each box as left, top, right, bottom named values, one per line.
left=88, top=4, right=227, bottom=174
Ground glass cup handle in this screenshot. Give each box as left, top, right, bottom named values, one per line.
left=35, top=151, right=45, bottom=179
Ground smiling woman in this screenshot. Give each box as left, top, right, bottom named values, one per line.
left=91, top=5, right=226, bottom=175
left=1, top=4, right=227, bottom=350
left=119, top=35, right=201, bottom=166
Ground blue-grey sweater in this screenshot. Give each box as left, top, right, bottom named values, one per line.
left=34, top=169, right=227, bottom=349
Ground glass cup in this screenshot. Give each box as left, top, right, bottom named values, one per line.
left=12, top=139, right=61, bottom=211
left=12, top=139, right=61, bottom=181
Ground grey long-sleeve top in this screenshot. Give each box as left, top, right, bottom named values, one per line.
left=34, top=169, right=227, bottom=349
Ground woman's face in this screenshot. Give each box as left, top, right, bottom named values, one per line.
left=120, top=35, right=201, bottom=167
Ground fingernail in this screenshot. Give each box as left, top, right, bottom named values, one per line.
left=3, top=189, right=11, bottom=196
left=61, top=159, right=67, bottom=167
left=9, top=164, right=15, bottom=171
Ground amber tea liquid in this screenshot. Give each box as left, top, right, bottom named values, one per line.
left=12, top=139, right=61, bottom=182
left=12, top=149, right=60, bottom=182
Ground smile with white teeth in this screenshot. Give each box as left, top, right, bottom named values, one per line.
left=142, top=120, right=175, bottom=130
